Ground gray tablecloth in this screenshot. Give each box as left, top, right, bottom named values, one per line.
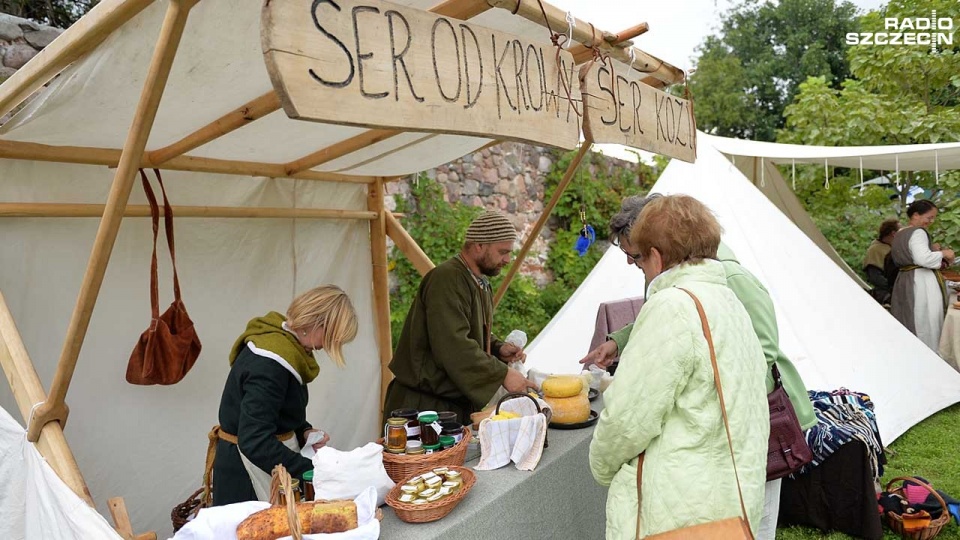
left=380, top=399, right=608, bottom=539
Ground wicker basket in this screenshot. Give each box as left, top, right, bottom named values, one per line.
left=385, top=466, right=477, bottom=523
left=379, top=426, right=472, bottom=483
left=884, top=477, right=951, bottom=540
left=171, top=487, right=206, bottom=532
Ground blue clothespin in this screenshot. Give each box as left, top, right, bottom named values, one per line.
left=574, top=224, right=595, bottom=256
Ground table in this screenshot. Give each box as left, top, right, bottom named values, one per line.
left=938, top=294, right=960, bottom=373
left=380, top=399, right=609, bottom=539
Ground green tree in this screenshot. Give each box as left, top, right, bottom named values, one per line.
left=1, top=0, right=98, bottom=28
left=778, top=0, right=960, bottom=271
left=689, top=0, right=859, bottom=141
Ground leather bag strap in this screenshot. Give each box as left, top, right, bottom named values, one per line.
left=677, top=287, right=752, bottom=531
left=139, top=169, right=161, bottom=319
left=635, top=287, right=754, bottom=538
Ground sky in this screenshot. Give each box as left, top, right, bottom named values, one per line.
left=547, top=0, right=888, bottom=73
left=548, top=0, right=888, bottom=162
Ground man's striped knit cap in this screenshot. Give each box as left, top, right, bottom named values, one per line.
left=465, top=210, right=517, bottom=244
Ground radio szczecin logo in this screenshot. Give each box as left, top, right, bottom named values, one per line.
left=846, top=12, right=955, bottom=53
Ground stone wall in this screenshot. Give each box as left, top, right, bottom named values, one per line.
left=0, top=13, right=62, bottom=122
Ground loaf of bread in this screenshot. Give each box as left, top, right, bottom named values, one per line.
left=236, top=500, right=358, bottom=540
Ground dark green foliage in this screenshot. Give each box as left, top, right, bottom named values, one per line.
left=1, top=0, right=98, bottom=29
left=689, top=0, right=859, bottom=141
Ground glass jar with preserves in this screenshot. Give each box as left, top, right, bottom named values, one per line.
left=391, top=408, right=420, bottom=440
left=437, top=411, right=457, bottom=423
left=440, top=421, right=464, bottom=443
left=418, top=412, right=441, bottom=446
left=384, top=417, right=408, bottom=454
left=423, top=443, right=441, bottom=454
left=405, top=440, right=424, bottom=455
left=439, top=435, right=456, bottom=451
left=302, top=470, right=315, bottom=501
left=277, top=478, right=301, bottom=505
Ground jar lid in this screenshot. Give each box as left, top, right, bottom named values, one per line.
left=302, top=470, right=314, bottom=481
left=439, top=436, right=456, bottom=446
left=387, top=417, right=407, bottom=426
left=391, top=408, right=419, bottom=418
left=418, top=410, right=438, bottom=418
left=405, top=440, right=423, bottom=449
left=439, top=421, right=462, bottom=432
left=423, top=443, right=441, bottom=450
left=418, top=413, right=439, bottom=423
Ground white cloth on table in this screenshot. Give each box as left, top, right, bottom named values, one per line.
left=905, top=229, right=945, bottom=351
left=170, top=486, right=381, bottom=540
left=475, top=396, right=549, bottom=471
left=938, top=293, right=960, bottom=373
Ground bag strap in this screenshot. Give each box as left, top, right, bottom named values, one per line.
left=771, top=362, right=783, bottom=390
left=139, top=169, right=161, bottom=319
left=140, top=169, right=183, bottom=305
left=677, top=287, right=752, bottom=532
left=635, top=288, right=754, bottom=539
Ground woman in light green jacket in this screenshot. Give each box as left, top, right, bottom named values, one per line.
left=589, top=195, right=769, bottom=539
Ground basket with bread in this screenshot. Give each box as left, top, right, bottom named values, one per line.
left=234, top=465, right=382, bottom=540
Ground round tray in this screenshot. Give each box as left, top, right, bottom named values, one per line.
left=385, top=465, right=476, bottom=523
left=588, top=388, right=599, bottom=402
left=549, top=409, right=599, bottom=430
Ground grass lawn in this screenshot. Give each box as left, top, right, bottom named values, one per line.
left=777, top=403, right=960, bottom=539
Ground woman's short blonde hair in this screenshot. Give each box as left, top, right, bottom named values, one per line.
left=629, top=195, right=722, bottom=268
left=286, top=285, right=358, bottom=368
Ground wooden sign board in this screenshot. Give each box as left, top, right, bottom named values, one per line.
left=262, top=0, right=582, bottom=150
left=581, top=62, right=697, bottom=163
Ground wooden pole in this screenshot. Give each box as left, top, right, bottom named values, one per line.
left=0, top=0, right=155, bottom=120
left=0, top=139, right=375, bottom=184
left=0, top=290, right=93, bottom=504
left=485, top=0, right=684, bottom=86
left=147, top=92, right=281, bottom=165
left=368, top=178, right=393, bottom=416
left=0, top=203, right=378, bottom=220
left=494, top=139, right=593, bottom=307
left=385, top=212, right=435, bottom=276
left=570, top=22, right=650, bottom=63
left=429, top=0, right=491, bottom=19
left=285, top=129, right=402, bottom=176
left=28, top=0, right=198, bottom=443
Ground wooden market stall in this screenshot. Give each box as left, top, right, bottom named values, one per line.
left=0, top=0, right=693, bottom=536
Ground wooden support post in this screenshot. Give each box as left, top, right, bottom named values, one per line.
left=570, top=22, right=649, bottom=63
left=108, top=497, right=158, bottom=540
left=368, top=178, right=393, bottom=415
left=0, top=140, right=375, bottom=184
left=385, top=212, right=435, bottom=276
left=28, top=0, right=198, bottom=443
left=147, top=92, right=281, bottom=165
left=284, top=129, right=402, bottom=176
left=0, top=290, right=93, bottom=504
left=0, top=203, right=378, bottom=220
left=494, top=139, right=593, bottom=307
left=0, top=0, right=155, bottom=120
left=486, top=0, right=684, bottom=86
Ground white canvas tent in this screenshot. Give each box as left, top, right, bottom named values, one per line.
left=0, top=0, right=687, bottom=537
left=526, top=134, right=960, bottom=445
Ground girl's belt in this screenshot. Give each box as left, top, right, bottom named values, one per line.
left=200, top=425, right=296, bottom=507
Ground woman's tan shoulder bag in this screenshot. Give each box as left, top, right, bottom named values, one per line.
left=635, top=288, right=754, bottom=540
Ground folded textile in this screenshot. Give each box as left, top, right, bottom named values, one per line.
left=475, top=396, right=549, bottom=471
left=799, top=390, right=886, bottom=479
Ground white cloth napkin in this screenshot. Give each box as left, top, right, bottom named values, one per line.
left=300, top=430, right=327, bottom=459
left=475, top=396, right=549, bottom=471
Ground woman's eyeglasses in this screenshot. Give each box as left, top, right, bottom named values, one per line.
left=612, top=236, right=642, bottom=263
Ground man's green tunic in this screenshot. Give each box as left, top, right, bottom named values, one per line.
left=383, top=257, right=508, bottom=424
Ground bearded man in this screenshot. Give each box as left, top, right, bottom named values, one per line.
left=382, top=210, right=535, bottom=424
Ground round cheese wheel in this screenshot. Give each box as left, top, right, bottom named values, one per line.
left=542, top=375, right=583, bottom=398
left=544, top=393, right=590, bottom=424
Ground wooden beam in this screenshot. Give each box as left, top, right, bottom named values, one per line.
left=429, top=0, right=492, bottom=18
left=0, top=203, right=378, bottom=220
left=0, top=290, right=93, bottom=505
left=368, top=178, right=393, bottom=416
left=494, top=139, right=593, bottom=306
left=385, top=212, right=435, bottom=276
left=147, top=92, right=281, bottom=165
left=29, top=0, right=197, bottom=443
left=486, top=0, right=684, bottom=86
left=570, top=22, right=649, bottom=63
left=0, top=0, right=156, bottom=120
left=0, top=140, right=375, bottom=184
left=284, top=129, right=402, bottom=176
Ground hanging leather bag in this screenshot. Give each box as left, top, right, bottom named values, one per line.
left=765, top=363, right=813, bottom=480
left=635, top=288, right=754, bottom=540
left=126, top=169, right=201, bottom=385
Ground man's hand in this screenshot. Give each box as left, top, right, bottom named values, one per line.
left=498, top=342, right=527, bottom=364
left=503, top=368, right=536, bottom=393
left=303, top=428, right=330, bottom=451
left=578, top=340, right=619, bottom=369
